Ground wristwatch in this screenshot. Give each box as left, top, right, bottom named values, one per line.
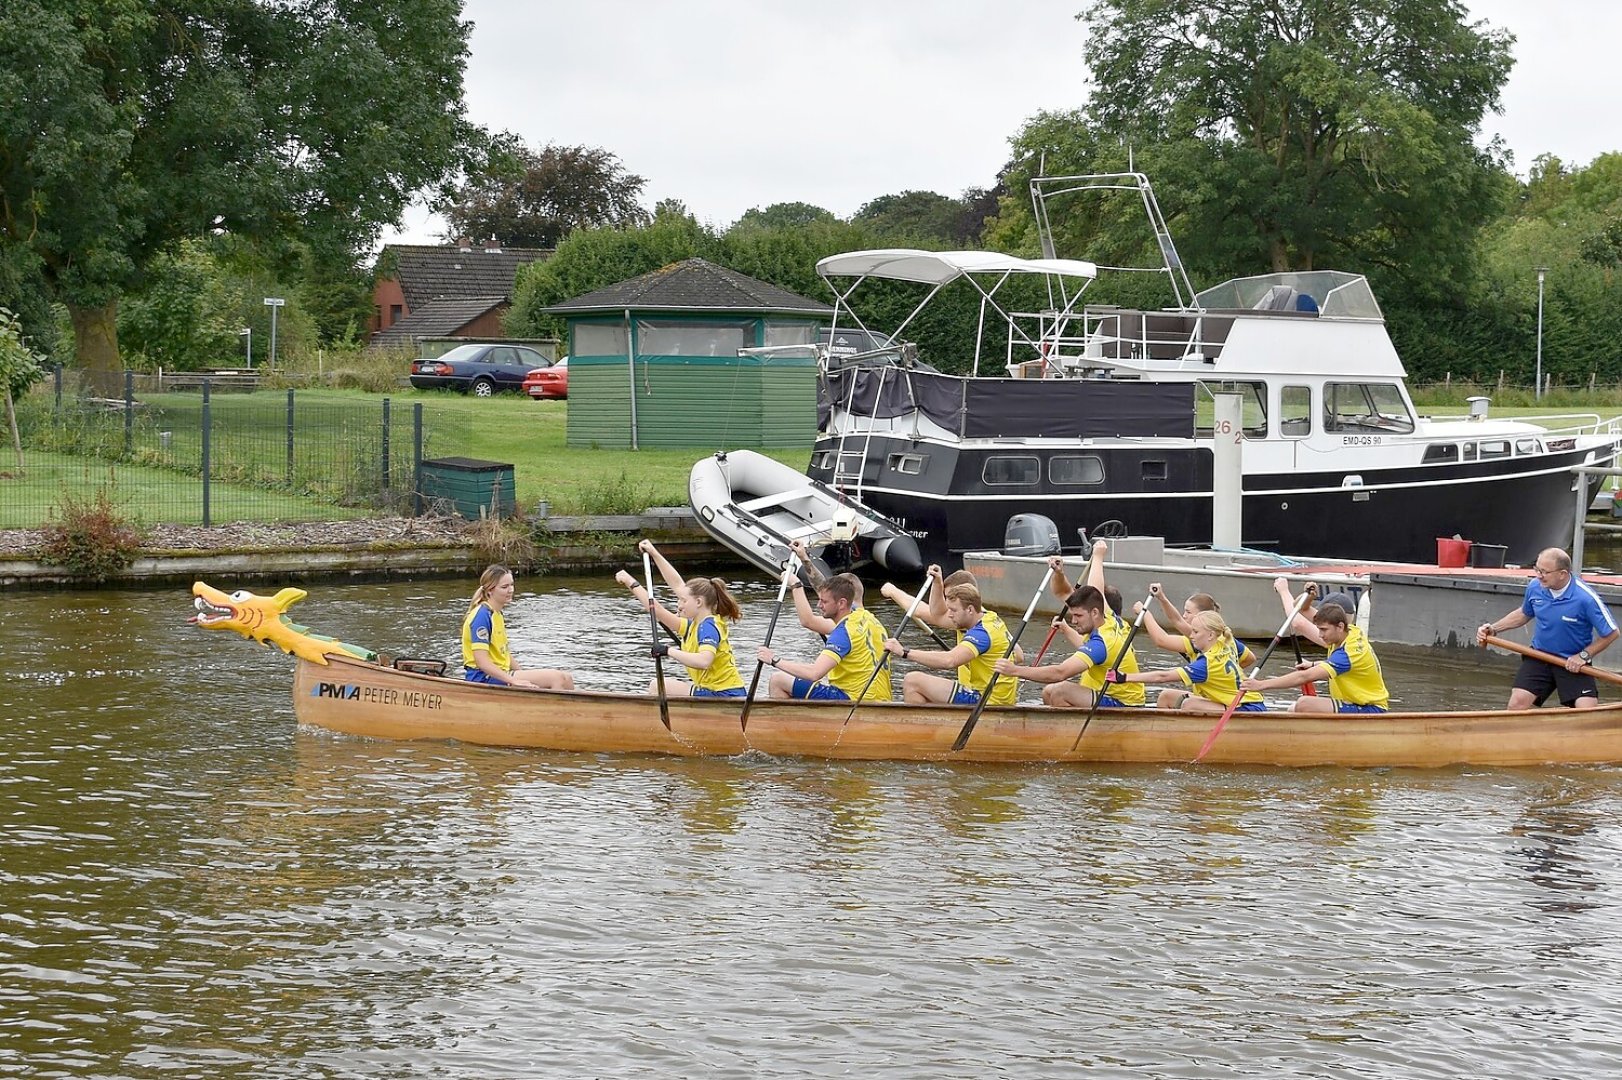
left=1579, top=649, right=1593, bottom=662
left=902, top=647, right=911, bottom=660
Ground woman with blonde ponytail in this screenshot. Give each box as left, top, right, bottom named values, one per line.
left=460, top=565, right=576, bottom=690
left=1102, top=608, right=1265, bottom=713
left=613, top=540, right=746, bottom=698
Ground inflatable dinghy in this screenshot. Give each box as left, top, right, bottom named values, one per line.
left=689, top=450, right=923, bottom=580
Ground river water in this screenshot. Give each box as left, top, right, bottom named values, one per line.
left=3, top=575, right=1621, bottom=1078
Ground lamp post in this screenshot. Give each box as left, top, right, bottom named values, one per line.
left=239, top=327, right=252, bottom=369
left=1535, top=267, right=1547, bottom=400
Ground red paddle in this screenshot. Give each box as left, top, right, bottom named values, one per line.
left=1194, top=590, right=1314, bottom=762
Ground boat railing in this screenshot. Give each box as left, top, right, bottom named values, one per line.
left=1518, top=412, right=1621, bottom=439
left=1000, top=308, right=1224, bottom=376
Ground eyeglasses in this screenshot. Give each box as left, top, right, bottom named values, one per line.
left=1533, top=565, right=1566, bottom=577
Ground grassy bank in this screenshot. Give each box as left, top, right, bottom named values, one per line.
left=369, top=388, right=811, bottom=513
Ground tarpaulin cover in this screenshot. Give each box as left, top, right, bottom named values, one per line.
left=821, top=368, right=1194, bottom=439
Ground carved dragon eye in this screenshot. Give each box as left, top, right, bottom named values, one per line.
left=230, top=591, right=250, bottom=603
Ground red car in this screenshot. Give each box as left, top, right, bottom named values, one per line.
left=523, top=356, right=568, bottom=400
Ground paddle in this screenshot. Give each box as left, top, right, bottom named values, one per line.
left=1292, top=634, right=1317, bottom=697
left=1033, top=619, right=1062, bottom=665
left=842, top=576, right=934, bottom=724
left=1193, top=589, right=1315, bottom=762
left=1485, top=634, right=1622, bottom=687
left=1071, top=590, right=1155, bottom=752
left=951, top=565, right=1056, bottom=752
left=643, top=550, right=671, bottom=732
left=740, top=556, right=799, bottom=733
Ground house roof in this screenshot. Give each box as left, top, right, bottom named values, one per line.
left=384, top=243, right=551, bottom=309
left=370, top=297, right=508, bottom=347
left=544, top=258, right=833, bottom=316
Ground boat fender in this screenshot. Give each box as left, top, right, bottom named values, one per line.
left=872, top=534, right=923, bottom=574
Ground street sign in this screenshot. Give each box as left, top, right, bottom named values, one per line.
left=263, top=297, right=286, bottom=307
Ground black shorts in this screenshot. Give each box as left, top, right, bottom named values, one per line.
left=1512, top=656, right=1599, bottom=707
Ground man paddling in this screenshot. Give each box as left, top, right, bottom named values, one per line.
left=1476, top=547, right=1619, bottom=709
left=993, top=585, right=1146, bottom=708
left=756, top=568, right=891, bottom=702
left=1241, top=602, right=1389, bottom=713
left=882, top=578, right=1018, bottom=706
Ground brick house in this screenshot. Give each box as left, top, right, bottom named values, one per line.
left=369, top=236, right=551, bottom=348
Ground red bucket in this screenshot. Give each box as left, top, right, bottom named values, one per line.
left=1436, top=537, right=1472, bottom=568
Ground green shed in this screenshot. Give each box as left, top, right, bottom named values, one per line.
left=546, top=258, right=832, bottom=449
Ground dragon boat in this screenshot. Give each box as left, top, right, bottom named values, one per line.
left=190, top=580, right=1622, bottom=769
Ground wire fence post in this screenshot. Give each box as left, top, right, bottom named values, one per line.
left=381, top=397, right=391, bottom=496
left=123, top=370, right=134, bottom=458
left=285, top=388, right=295, bottom=486
left=201, top=379, right=212, bottom=528
left=53, top=363, right=62, bottom=414
left=412, top=402, right=424, bottom=516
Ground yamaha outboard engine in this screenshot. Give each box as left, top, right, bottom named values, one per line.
left=1004, top=513, right=1061, bottom=558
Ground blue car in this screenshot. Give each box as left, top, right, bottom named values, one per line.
left=409, top=343, right=554, bottom=396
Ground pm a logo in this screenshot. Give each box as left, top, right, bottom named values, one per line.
left=312, top=682, right=361, bottom=700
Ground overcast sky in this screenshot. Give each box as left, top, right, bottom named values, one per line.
left=383, top=0, right=1622, bottom=245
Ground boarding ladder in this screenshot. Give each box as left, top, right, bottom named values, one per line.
left=830, top=364, right=888, bottom=499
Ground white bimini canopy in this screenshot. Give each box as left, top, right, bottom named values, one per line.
left=816, top=249, right=1097, bottom=285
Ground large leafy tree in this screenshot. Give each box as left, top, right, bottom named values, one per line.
left=1078, top=0, right=1514, bottom=298
left=441, top=141, right=651, bottom=249
left=0, top=0, right=476, bottom=386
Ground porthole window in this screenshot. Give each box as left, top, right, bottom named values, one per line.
left=983, top=456, right=1041, bottom=486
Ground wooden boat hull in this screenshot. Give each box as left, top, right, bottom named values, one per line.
left=293, top=655, right=1622, bottom=768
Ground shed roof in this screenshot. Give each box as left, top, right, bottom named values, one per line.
left=370, top=297, right=507, bottom=347
left=544, top=258, right=833, bottom=316
left=385, top=244, right=551, bottom=309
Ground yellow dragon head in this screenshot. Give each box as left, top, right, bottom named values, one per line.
left=190, top=581, right=377, bottom=666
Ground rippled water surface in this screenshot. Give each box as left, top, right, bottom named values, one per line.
left=3, top=576, right=1621, bottom=1078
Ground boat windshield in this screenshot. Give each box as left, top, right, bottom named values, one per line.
left=1194, top=271, right=1382, bottom=320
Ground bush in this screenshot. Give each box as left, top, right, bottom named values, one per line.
left=564, top=470, right=657, bottom=515
left=465, top=514, right=539, bottom=570
left=38, top=487, right=146, bottom=581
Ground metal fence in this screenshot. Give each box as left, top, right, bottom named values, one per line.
left=1, top=370, right=472, bottom=529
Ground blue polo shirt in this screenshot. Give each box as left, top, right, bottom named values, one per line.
left=1522, top=576, right=1618, bottom=656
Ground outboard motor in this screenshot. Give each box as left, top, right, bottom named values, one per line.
left=1004, top=513, right=1061, bottom=558
left=872, top=533, right=923, bottom=574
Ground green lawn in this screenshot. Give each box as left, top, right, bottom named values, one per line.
left=6, top=385, right=813, bottom=526
left=288, top=387, right=811, bottom=513
left=0, top=450, right=369, bottom=529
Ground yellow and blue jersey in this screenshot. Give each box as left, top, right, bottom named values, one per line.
left=1176, top=634, right=1257, bottom=672
left=462, top=603, right=510, bottom=674
left=1078, top=610, right=1146, bottom=706
left=680, top=615, right=745, bottom=693
left=1319, top=624, right=1389, bottom=710
left=820, top=606, right=892, bottom=701
left=1178, top=635, right=1265, bottom=708
left=959, top=610, right=1017, bottom=706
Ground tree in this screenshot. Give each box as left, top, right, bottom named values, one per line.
left=441, top=142, right=651, bottom=249
left=0, top=308, right=46, bottom=472
left=1078, top=0, right=1515, bottom=298
left=733, top=202, right=837, bottom=231
left=505, top=210, right=720, bottom=340
left=854, top=191, right=962, bottom=245
left=0, top=0, right=478, bottom=388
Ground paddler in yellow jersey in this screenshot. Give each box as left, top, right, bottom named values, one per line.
left=615, top=540, right=746, bottom=698
left=883, top=578, right=1018, bottom=705
left=1242, top=602, right=1390, bottom=712
left=994, top=584, right=1146, bottom=708
left=1107, top=609, right=1266, bottom=712
left=758, top=569, right=891, bottom=702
